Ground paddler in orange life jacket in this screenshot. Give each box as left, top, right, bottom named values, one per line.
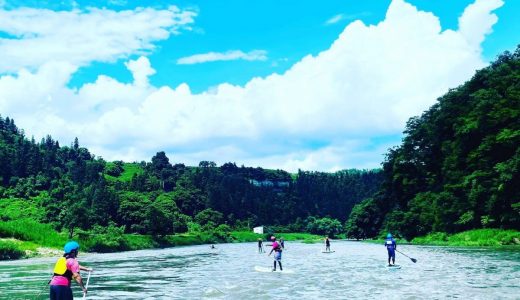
left=268, top=236, right=283, bottom=271
left=49, top=241, right=92, bottom=300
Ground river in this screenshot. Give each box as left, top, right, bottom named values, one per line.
left=0, top=241, right=519, bottom=299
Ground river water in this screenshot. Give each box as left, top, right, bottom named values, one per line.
left=0, top=241, right=519, bottom=299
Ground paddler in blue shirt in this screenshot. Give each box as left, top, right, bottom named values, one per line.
left=385, top=233, right=397, bottom=266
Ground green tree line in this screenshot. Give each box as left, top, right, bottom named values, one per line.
left=0, top=116, right=382, bottom=238
left=346, top=47, right=520, bottom=240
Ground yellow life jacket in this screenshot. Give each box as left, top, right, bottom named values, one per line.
left=53, top=257, right=73, bottom=281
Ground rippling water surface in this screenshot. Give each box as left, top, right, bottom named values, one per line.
left=0, top=241, right=519, bottom=299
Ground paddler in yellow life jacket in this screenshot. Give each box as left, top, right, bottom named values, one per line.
left=49, top=241, right=92, bottom=300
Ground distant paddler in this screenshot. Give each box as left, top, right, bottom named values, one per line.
left=268, top=236, right=283, bottom=271
left=258, top=238, right=264, bottom=253
left=49, top=241, right=93, bottom=300
left=385, top=233, right=397, bottom=266
left=325, top=237, right=331, bottom=252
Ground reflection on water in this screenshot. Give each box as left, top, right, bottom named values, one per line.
left=0, top=242, right=519, bottom=299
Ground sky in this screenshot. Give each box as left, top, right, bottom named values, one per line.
left=0, top=0, right=518, bottom=172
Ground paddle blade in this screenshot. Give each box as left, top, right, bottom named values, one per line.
left=410, top=258, right=417, bottom=263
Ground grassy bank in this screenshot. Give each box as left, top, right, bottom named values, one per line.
left=230, top=231, right=322, bottom=243
left=0, top=219, right=322, bottom=260
left=411, top=229, right=520, bottom=247
left=359, top=229, right=520, bottom=248
left=0, top=219, right=68, bottom=248
left=0, top=240, right=25, bottom=260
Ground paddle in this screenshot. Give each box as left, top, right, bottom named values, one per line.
left=82, top=270, right=92, bottom=300
left=395, top=249, right=417, bottom=263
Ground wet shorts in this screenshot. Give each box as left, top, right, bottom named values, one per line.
left=387, top=249, right=395, bottom=259
left=274, top=252, right=282, bottom=261
left=50, top=285, right=73, bottom=300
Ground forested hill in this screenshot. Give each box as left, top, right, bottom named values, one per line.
left=346, top=47, right=520, bottom=240
left=0, top=117, right=382, bottom=237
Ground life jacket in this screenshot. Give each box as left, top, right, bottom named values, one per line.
left=273, top=241, right=282, bottom=252
left=53, top=257, right=73, bottom=282
left=385, top=239, right=395, bottom=250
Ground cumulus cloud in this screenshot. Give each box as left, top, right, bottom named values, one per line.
left=177, top=50, right=268, bottom=65
left=0, top=5, right=197, bottom=72
left=0, top=0, right=504, bottom=171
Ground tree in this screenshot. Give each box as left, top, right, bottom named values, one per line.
left=195, top=208, right=223, bottom=227
left=146, top=193, right=178, bottom=236
left=306, top=217, right=343, bottom=237
left=345, top=198, right=383, bottom=240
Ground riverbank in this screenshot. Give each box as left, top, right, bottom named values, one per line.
left=0, top=220, right=323, bottom=260
left=363, top=229, right=520, bottom=248
left=411, top=229, right=520, bottom=247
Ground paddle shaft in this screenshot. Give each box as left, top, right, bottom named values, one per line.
left=82, top=271, right=91, bottom=300
left=395, top=249, right=417, bottom=262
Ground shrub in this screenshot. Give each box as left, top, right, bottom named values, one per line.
left=0, top=219, right=66, bottom=248
left=0, top=240, right=25, bottom=260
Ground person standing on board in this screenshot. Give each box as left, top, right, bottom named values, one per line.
left=385, top=233, right=397, bottom=266
left=49, top=241, right=92, bottom=300
left=258, top=238, right=264, bottom=253
left=325, top=237, right=331, bottom=252
left=268, top=236, right=283, bottom=271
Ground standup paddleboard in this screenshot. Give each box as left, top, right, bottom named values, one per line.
left=322, top=251, right=335, bottom=253
left=386, top=264, right=401, bottom=269
left=254, top=266, right=295, bottom=274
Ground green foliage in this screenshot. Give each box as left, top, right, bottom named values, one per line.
left=345, top=198, right=383, bottom=239
left=0, top=196, right=45, bottom=221
left=0, top=219, right=67, bottom=248
left=412, top=229, right=520, bottom=246
left=211, top=224, right=232, bottom=241
left=145, top=193, right=178, bottom=236
left=305, top=217, right=343, bottom=237
left=78, top=223, right=128, bottom=252
left=118, top=192, right=152, bottom=233
left=0, top=114, right=383, bottom=258
left=229, top=231, right=264, bottom=242
left=105, top=162, right=143, bottom=182
left=195, top=208, right=224, bottom=227
left=0, top=240, right=25, bottom=260
left=346, top=46, right=520, bottom=239
left=105, top=161, right=124, bottom=177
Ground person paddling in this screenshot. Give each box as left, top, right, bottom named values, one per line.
left=49, top=241, right=92, bottom=300
left=258, top=238, right=264, bottom=253
left=385, top=233, right=397, bottom=266
left=268, top=236, right=283, bottom=271
left=325, top=237, right=331, bottom=252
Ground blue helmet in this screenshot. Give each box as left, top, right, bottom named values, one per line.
left=387, top=233, right=392, bottom=239
left=64, top=241, right=80, bottom=254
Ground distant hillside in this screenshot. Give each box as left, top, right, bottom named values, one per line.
left=0, top=116, right=382, bottom=238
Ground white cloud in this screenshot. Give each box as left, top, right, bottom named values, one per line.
left=326, top=14, right=345, bottom=25
left=177, top=50, right=268, bottom=65
left=458, top=0, right=503, bottom=49
left=0, top=0, right=505, bottom=172
left=0, top=6, right=196, bottom=72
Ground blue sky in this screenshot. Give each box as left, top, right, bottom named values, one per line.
left=0, top=0, right=518, bottom=171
